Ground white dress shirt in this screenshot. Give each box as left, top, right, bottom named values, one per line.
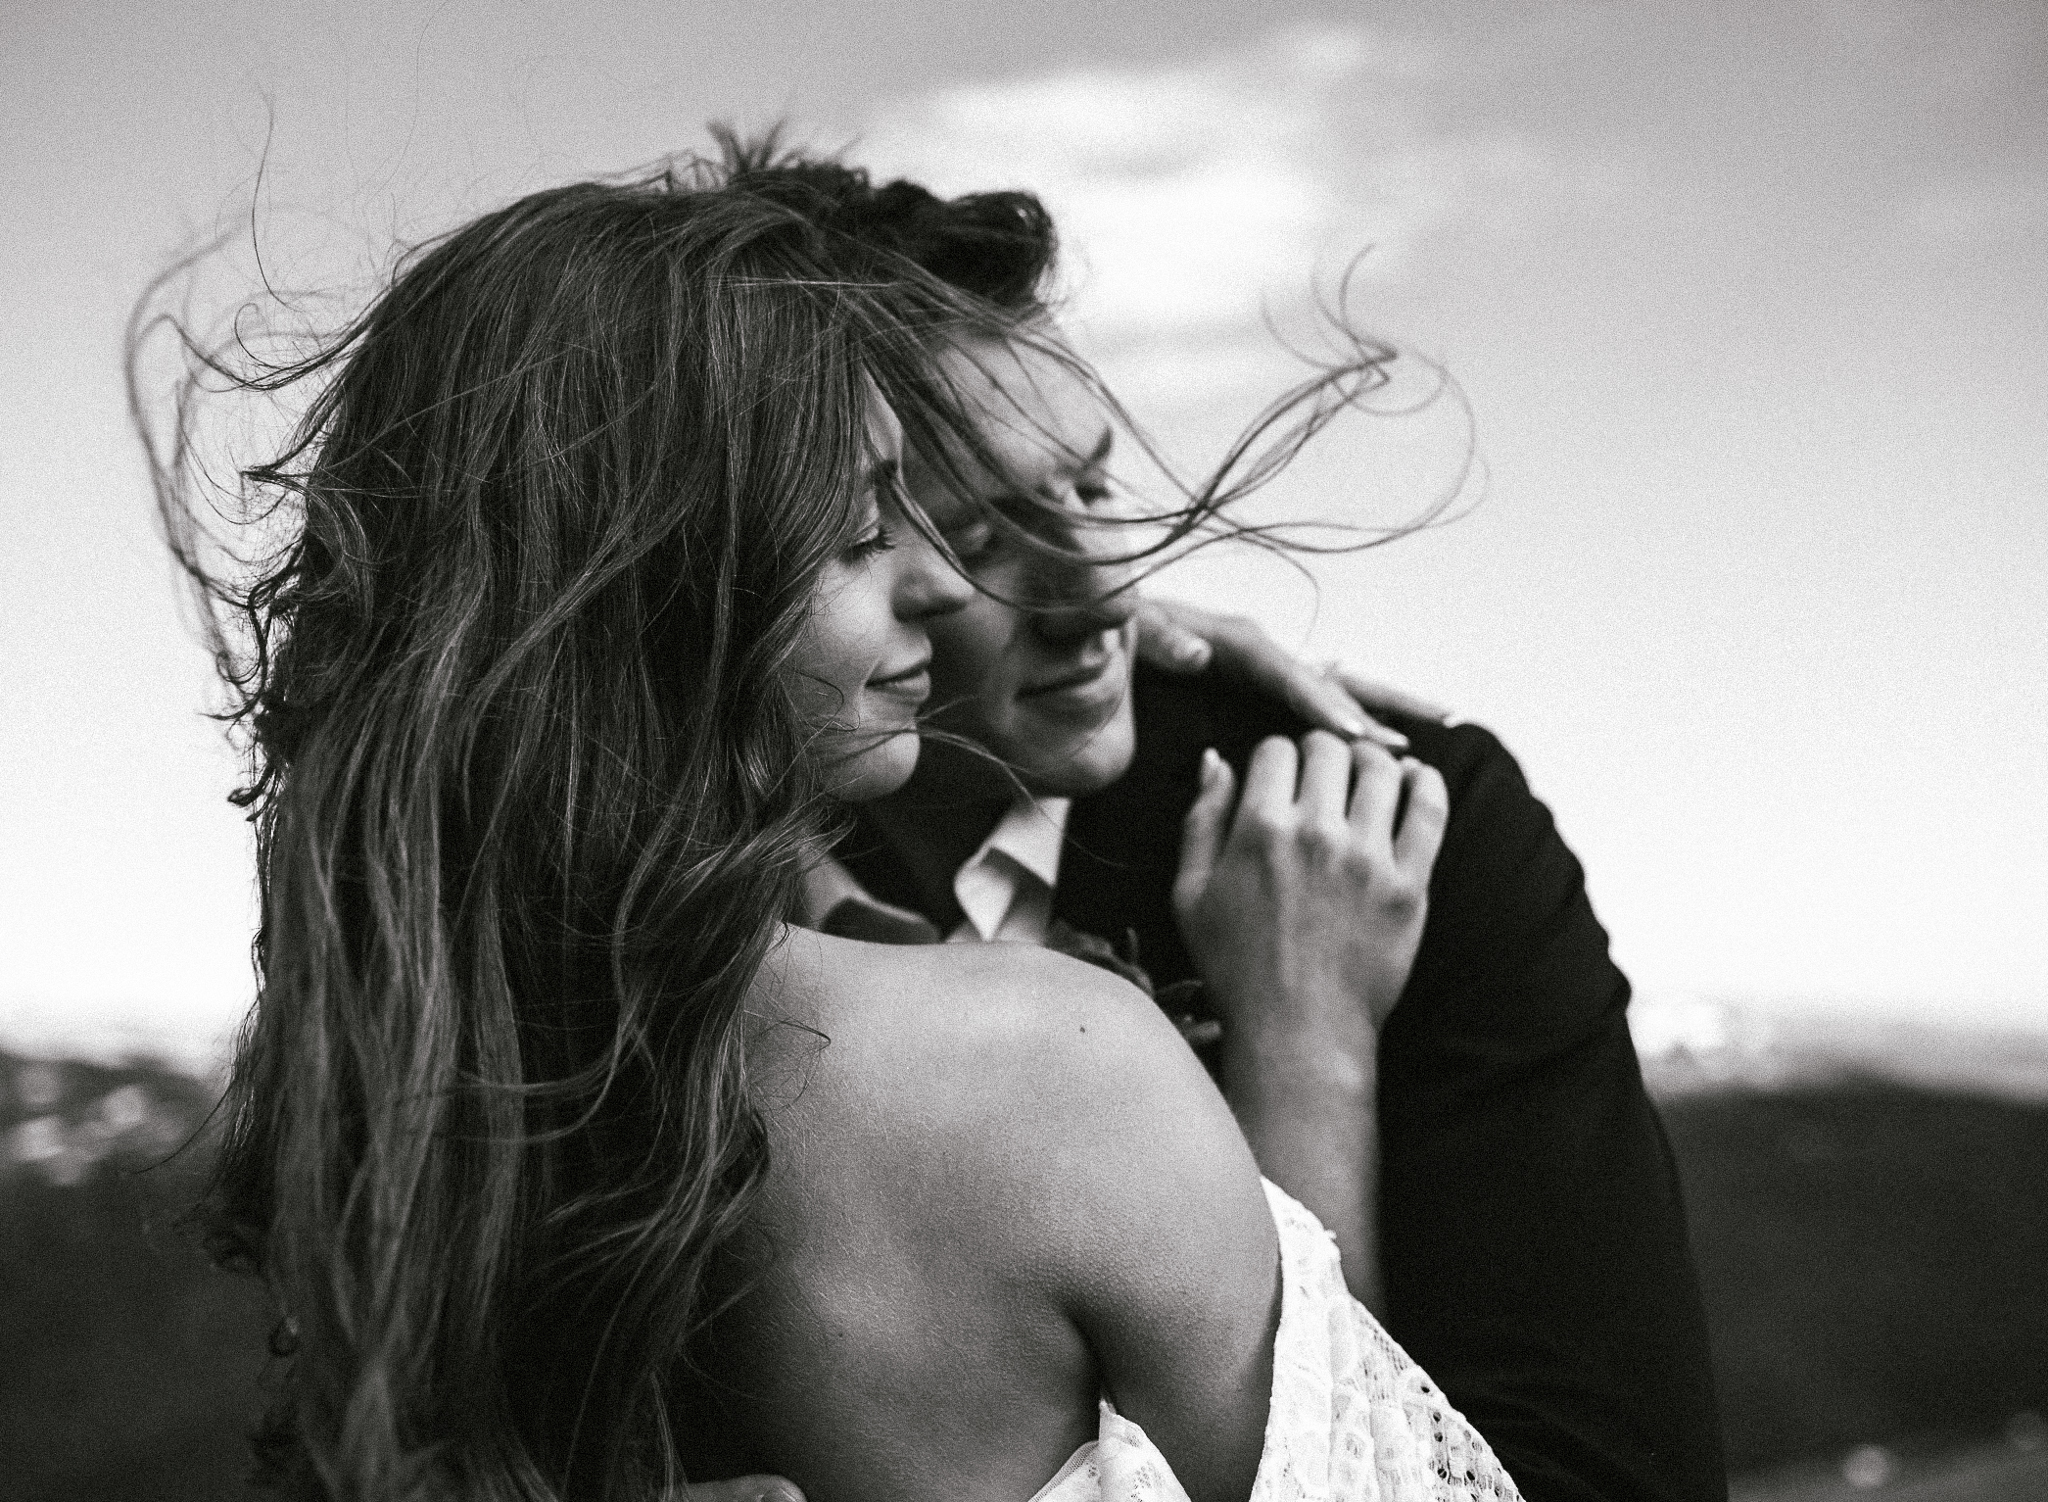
left=795, top=798, right=1071, bottom=947
left=946, top=797, right=1071, bottom=945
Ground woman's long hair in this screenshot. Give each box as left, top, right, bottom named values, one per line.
left=134, top=132, right=1438, bottom=1502
left=135, top=150, right=1021, bottom=1500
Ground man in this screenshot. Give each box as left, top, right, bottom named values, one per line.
left=699, top=152, right=1724, bottom=1501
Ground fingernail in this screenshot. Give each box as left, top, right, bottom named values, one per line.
left=1176, top=637, right=1211, bottom=668
left=761, top=1488, right=805, bottom=1502
left=1201, top=747, right=1222, bottom=780
left=1333, top=709, right=1372, bottom=738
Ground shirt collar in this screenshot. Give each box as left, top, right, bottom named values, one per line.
left=963, top=796, right=1071, bottom=895
left=794, top=796, right=1072, bottom=939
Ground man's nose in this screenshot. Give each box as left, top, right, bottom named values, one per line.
left=1031, top=522, right=1139, bottom=645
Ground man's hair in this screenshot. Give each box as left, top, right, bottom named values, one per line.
left=714, top=129, right=1426, bottom=577
left=718, top=132, right=1059, bottom=312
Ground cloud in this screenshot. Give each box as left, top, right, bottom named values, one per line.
left=856, top=25, right=1556, bottom=350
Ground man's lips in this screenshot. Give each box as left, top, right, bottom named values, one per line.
left=1019, top=653, right=1115, bottom=699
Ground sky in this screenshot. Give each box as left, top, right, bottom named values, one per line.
left=2, top=0, right=2043, bottom=1069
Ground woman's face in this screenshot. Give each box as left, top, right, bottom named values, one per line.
left=789, top=394, right=974, bottom=801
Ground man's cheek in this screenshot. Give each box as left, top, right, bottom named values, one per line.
left=923, top=649, right=1005, bottom=744
left=929, top=597, right=1019, bottom=691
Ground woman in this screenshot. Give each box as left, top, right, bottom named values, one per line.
left=141, top=142, right=1517, bottom=1501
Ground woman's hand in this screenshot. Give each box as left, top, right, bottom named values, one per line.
left=1134, top=595, right=1454, bottom=746
left=1170, top=731, right=1448, bottom=1310
left=1173, top=732, right=1447, bottom=1036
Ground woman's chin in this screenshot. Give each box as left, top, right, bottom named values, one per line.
left=825, top=727, right=921, bottom=803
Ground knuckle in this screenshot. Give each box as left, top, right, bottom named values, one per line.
left=1296, top=820, right=1342, bottom=862
left=1353, top=739, right=1396, bottom=772
left=1383, top=873, right=1427, bottom=914
left=1410, top=786, right=1449, bottom=834
left=1241, top=806, right=1287, bottom=845
left=1336, top=841, right=1380, bottom=880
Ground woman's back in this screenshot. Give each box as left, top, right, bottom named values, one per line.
left=680, top=929, right=1283, bottom=1502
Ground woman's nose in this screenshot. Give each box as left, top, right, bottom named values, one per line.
left=894, top=525, right=975, bottom=621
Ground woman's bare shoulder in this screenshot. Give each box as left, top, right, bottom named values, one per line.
left=754, top=927, right=1272, bottom=1293
left=755, top=928, right=1215, bottom=1169
left=746, top=928, right=1280, bottom=1502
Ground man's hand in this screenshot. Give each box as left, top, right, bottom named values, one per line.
left=660, top=1478, right=803, bottom=1502
left=1173, top=733, right=1447, bottom=1035
left=1134, top=596, right=1454, bottom=747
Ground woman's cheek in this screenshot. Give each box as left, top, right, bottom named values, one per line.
left=794, top=565, right=866, bottom=712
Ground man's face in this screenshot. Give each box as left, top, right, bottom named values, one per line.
left=902, top=334, right=1139, bottom=799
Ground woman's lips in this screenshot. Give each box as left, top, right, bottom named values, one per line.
left=867, top=658, right=932, bottom=704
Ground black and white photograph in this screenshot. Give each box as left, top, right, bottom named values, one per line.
left=3, top=3, right=2044, bottom=1500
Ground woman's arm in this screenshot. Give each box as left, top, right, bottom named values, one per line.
left=1006, top=955, right=1284, bottom=1502
left=1170, top=732, right=1447, bottom=1312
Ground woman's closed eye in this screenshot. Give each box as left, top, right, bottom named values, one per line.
left=842, top=458, right=905, bottom=562
left=842, top=522, right=897, bottom=562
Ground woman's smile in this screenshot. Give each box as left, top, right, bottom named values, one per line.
left=867, top=654, right=933, bottom=705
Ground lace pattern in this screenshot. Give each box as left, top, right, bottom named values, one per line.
left=1030, top=1180, right=1523, bottom=1502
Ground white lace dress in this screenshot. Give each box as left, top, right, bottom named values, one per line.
left=1029, top=1181, right=1523, bottom=1502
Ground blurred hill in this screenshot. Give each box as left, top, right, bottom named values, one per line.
left=1628, top=994, right=2048, bottom=1105
left=1625, top=999, right=2048, bottom=1495
left=0, top=1054, right=272, bottom=1501
left=3, top=1012, right=2046, bottom=1499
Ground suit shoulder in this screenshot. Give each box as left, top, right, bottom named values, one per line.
left=1397, top=720, right=1593, bottom=924
left=1400, top=717, right=1532, bottom=805
left=1129, top=663, right=1307, bottom=767
left=1132, top=665, right=1517, bottom=789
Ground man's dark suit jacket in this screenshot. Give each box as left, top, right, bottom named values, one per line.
left=850, top=664, right=1728, bottom=1502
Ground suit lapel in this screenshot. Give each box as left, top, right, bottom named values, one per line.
left=837, top=812, right=951, bottom=927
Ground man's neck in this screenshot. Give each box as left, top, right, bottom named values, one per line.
left=861, top=747, right=1020, bottom=923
